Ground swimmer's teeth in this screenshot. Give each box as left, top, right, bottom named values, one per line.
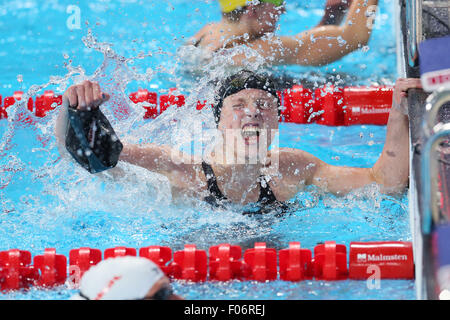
left=242, top=126, right=260, bottom=138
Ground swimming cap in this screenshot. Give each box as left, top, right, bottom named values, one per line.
left=219, top=0, right=284, bottom=13
left=213, top=69, right=281, bottom=125
left=65, top=106, right=123, bottom=174
left=71, top=256, right=165, bottom=300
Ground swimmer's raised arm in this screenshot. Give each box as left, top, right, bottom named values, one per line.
left=282, top=78, right=421, bottom=197
left=290, top=0, right=377, bottom=66
left=56, top=81, right=199, bottom=181
left=233, top=0, right=378, bottom=66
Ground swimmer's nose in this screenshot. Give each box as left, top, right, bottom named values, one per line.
left=244, top=103, right=261, bottom=118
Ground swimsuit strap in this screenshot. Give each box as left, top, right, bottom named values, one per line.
left=257, top=175, right=278, bottom=205
left=201, top=162, right=278, bottom=206
left=201, top=162, right=227, bottom=204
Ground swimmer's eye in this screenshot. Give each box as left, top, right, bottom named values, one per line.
left=232, top=104, right=245, bottom=110
left=255, top=100, right=276, bottom=110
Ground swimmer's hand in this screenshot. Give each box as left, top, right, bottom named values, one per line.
left=61, top=80, right=123, bottom=174
left=176, top=44, right=214, bottom=75
left=63, top=80, right=111, bottom=112
left=191, top=21, right=249, bottom=52
left=56, top=80, right=111, bottom=149
left=392, top=78, right=423, bottom=115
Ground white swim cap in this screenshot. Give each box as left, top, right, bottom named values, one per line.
left=71, top=256, right=165, bottom=300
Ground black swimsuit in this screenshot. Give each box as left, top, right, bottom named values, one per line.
left=201, top=162, right=288, bottom=215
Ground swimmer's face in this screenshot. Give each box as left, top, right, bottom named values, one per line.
left=218, top=88, right=279, bottom=154
left=246, top=2, right=285, bottom=36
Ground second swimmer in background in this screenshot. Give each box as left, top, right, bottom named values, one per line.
left=192, top=0, right=376, bottom=67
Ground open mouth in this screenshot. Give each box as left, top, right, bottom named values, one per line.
left=241, top=123, right=261, bottom=139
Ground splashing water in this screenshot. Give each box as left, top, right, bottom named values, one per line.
left=0, top=28, right=294, bottom=247
left=0, top=0, right=413, bottom=299
left=0, top=24, right=409, bottom=247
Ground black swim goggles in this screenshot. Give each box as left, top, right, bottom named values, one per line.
left=141, top=284, right=175, bottom=300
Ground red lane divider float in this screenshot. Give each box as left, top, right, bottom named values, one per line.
left=282, top=85, right=315, bottom=124
left=343, top=86, right=393, bottom=126
left=0, top=241, right=414, bottom=291
left=160, top=88, right=185, bottom=114
left=313, top=241, right=348, bottom=280
left=104, top=246, right=137, bottom=259
left=348, top=241, right=414, bottom=280
left=35, top=91, right=62, bottom=118
left=279, top=242, right=313, bottom=281
left=69, top=247, right=102, bottom=279
left=0, top=91, right=34, bottom=121
left=33, top=248, right=67, bottom=287
left=0, top=249, right=39, bottom=291
left=243, top=242, right=278, bottom=281
left=171, top=244, right=208, bottom=282
left=0, top=85, right=393, bottom=125
left=139, top=245, right=173, bottom=276
left=315, top=86, right=345, bottom=126
left=129, top=89, right=158, bottom=119
left=0, top=90, right=62, bottom=120
left=209, top=243, right=245, bottom=281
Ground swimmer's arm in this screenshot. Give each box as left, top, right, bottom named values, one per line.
left=366, top=79, right=421, bottom=193
left=281, top=79, right=419, bottom=197
left=278, top=148, right=379, bottom=197
left=54, top=97, right=69, bottom=157
left=308, top=76, right=420, bottom=195
left=119, top=143, right=198, bottom=181
left=310, top=106, right=409, bottom=196
left=237, top=0, right=377, bottom=66
left=288, top=0, right=377, bottom=65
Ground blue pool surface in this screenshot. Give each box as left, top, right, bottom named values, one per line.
left=0, top=0, right=415, bottom=300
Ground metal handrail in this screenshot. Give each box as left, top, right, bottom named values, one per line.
left=406, top=0, right=423, bottom=67
left=421, top=89, right=450, bottom=235
left=424, top=90, right=450, bottom=137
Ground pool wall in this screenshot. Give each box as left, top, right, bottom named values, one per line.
left=400, top=0, right=450, bottom=300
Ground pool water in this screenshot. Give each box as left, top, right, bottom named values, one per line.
left=0, top=0, right=415, bottom=300
left=0, top=0, right=397, bottom=91
left=0, top=121, right=414, bottom=300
